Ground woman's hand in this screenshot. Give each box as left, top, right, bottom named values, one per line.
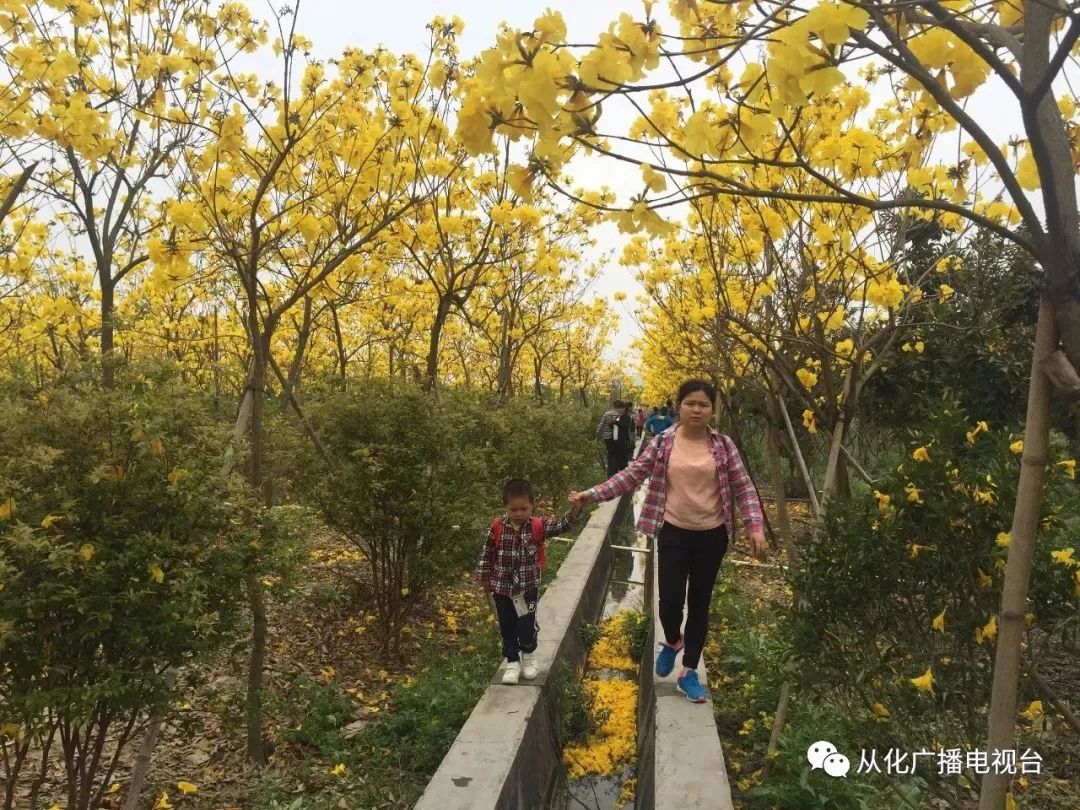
left=749, top=530, right=767, bottom=561
left=568, top=490, right=592, bottom=510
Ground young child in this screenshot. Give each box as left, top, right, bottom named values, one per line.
left=476, top=478, right=584, bottom=684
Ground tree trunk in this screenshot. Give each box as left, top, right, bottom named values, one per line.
left=0, top=161, right=36, bottom=228
left=330, top=305, right=348, bottom=389
left=100, top=277, right=115, bottom=388
left=765, top=412, right=797, bottom=562
left=280, top=296, right=312, bottom=405
left=979, top=301, right=1056, bottom=809
left=822, top=370, right=856, bottom=503
left=425, top=296, right=452, bottom=392
left=245, top=330, right=268, bottom=764
left=122, top=670, right=177, bottom=810
left=774, top=385, right=821, bottom=519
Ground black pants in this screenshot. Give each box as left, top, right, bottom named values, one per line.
left=657, top=522, right=728, bottom=669
left=605, top=439, right=622, bottom=476
left=492, top=589, right=539, bottom=662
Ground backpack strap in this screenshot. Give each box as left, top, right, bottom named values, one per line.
left=491, top=517, right=503, bottom=548
left=531, top=516, right=546, bottom=568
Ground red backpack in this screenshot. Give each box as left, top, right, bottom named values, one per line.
left=492, top=516, right=546, bottom=568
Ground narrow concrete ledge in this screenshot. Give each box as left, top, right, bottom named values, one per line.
left=636, top=537, right=734, bottom=810
left=415, top=496, right=630, bottom=810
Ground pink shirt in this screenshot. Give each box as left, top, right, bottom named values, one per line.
left=663, top=428, right=725, bottom=530
left=585, top=425, right=763, bottom=540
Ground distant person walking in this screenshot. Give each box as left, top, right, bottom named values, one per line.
left=570, top=379, right=766, bottom=703
left=638, top=405, right=674, bottom=457
left=645, top=405, right=674, bottom=436
left=595, top=399, right=625, bottom=476
left=614, top=401, right=636, bottom=472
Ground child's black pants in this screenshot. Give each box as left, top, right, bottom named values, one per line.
left=492, top=588, right=539, bottom=662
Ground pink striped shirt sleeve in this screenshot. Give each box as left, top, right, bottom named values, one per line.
left=587, top=436, right=659, bottom=502
left=722, top=435, right=764, bottom=534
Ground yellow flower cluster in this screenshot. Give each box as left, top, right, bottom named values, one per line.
left=587, top=615, right=638, bottom=672
left=563, top=679, right=638, bottom=779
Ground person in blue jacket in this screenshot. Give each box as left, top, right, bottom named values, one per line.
left=637, top=406, right=674, bottom=457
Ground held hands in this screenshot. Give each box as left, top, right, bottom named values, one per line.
left=568, top=490, right=593, bottom=515
left=748, top=530, right=768, bottom=561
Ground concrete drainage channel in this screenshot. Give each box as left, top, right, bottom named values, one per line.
left=414, top=490, right=734, bottom=810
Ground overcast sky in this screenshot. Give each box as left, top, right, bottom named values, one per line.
left=272, top=1, right=1055, bottom=367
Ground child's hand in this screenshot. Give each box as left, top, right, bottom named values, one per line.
left=568, top=490, right=591, bottom=510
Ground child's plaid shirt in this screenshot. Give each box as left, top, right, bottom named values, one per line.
left=476, top=512, right=576, bottom=597
left=586, top=425, right=764, bottom=540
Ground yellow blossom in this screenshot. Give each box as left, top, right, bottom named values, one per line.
left=995, top=532, right=1011, bottom=549
left=1009, top=439, right=1024, bottom=454
left=975, top=614, right=997, bottom=644
left=1021, top=701, right=1043, bottom=720
left=910, top=667, right=934, bottom=695
left=932, top=607, right=946, bottom=633
left=153, top=793, right=172, bottom=810
left=330, top=763, right=347, bottom=776
left=966, top=420, right=988, bottom=444
left=904, top=483, right=922, bottom=504
left=802, top=409, right=817, bottom=434
left=870, top=702, right=890, bottom=720
left=873, top=490, right=891, bottom=513
left=1050, top=548, right=1076, bottom=566
left=1056, top=459, right=1076, bottom=479
left=977, top=568, right=993, bottom=588
left=912, top=446, right=931, bottom=463
left=796, top=367, right=818, bottom=389
left=176, top=782, right=198, bottom=795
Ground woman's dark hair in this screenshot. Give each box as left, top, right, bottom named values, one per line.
left=503, top=478, right=534, bottom=503
left=677, top=378, right=716, bottom=405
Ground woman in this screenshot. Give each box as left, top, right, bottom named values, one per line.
left=570, top=379, right=766, bottom=703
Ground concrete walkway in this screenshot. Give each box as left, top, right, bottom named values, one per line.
left=415, top=459, right=735, bottom=809
left=414, top=497, right=629, bottom=810
left=635, top=488, right=735, bottom=810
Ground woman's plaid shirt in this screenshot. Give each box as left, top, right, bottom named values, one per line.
left=476, top=512, right=576, bottom=596
left=586, top=426, right=764, bottom=539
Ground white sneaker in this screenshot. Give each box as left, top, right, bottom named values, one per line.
left=501, top=660, right=521, bottom=684
left=520, top=653, right=538, bottom=680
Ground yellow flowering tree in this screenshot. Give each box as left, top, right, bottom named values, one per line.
left=3, top=0, right=265, bottom=387
left=164, top=13, right=459, bottom=762
left=462, top=7, right=1080, bottom=798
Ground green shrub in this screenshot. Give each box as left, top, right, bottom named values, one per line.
left=0, top=378, right=255, bottom=810
left=620, top=609, right=650, bottom=662
left=293, top=383, right=598, bottom=661
left=790, top=402, right=1080, bottom=753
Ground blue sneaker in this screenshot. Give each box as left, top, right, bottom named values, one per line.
left=677, top=669, right=708, bottom=703
left=655, top=637, right=683, bottom=677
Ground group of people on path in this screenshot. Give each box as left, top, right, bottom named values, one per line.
left=476, top=379, right=766, bottom=703
left=595, top=399, right=676, bottom=475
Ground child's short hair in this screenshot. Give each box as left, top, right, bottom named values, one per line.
left=502, top=478, right=534, bottom=503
